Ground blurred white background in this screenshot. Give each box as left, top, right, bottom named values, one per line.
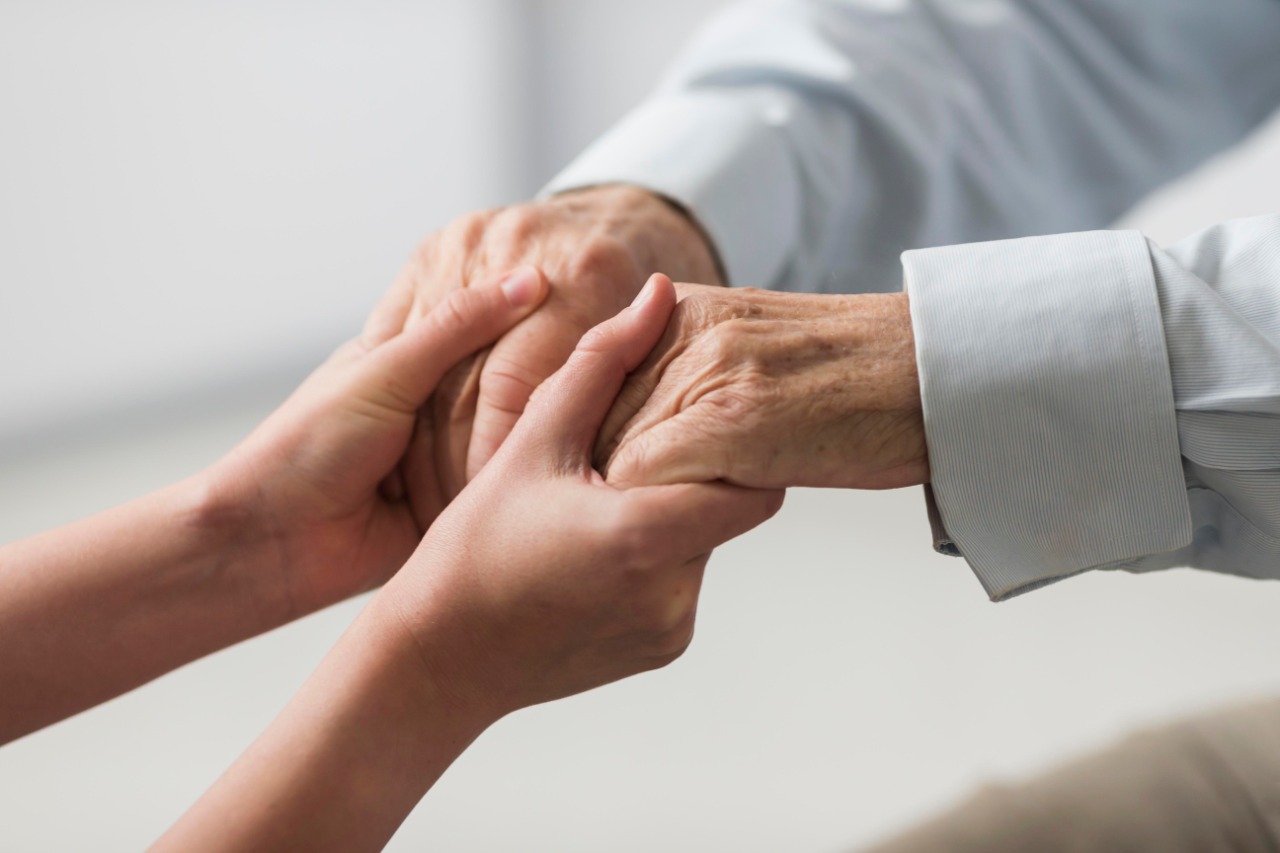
left=2, top=2, right=1279, bottom=851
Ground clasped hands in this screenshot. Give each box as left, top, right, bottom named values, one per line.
left=207, top=185, right=927, bottom=741
left=366, top=185, right=927, bottom=503
left=141, top=186, right=933, bottom=848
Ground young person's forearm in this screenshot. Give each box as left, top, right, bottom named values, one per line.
left=0, top=473, right=290, bottom=744
left=151, top=590, right=488, bottom=853
left=0, top=274, right=551, bottom=746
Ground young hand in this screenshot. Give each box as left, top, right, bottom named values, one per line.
left=153, top=275, right=781, bottom=853
left=207, top=268, right=548, bottom=617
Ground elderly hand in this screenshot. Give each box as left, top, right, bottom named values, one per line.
left=361, top=185, right=723, bottom=503
left=595, top=284, right=929, bottom=491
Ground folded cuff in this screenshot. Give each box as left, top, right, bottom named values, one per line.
left=904, top=230, right=1192, bottom=600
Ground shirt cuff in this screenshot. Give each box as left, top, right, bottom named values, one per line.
left=903, top=230, right=1192, bottom=601
left=540, top=92, right=798, bottom=290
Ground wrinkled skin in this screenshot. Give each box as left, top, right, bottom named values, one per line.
left=361, top=185, right=723, bottom=516
left=595, top=284, right=929, bottom=492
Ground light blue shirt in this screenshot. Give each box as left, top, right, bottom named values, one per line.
left=544, top=0, right=1280, bottom=599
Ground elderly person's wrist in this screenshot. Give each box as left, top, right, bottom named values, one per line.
left=597, top=286, right=928, bottom=490
left=833, top=290, right=927, bottom=487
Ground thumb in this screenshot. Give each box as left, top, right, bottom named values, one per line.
left=353, top=266, right=547, bottom=415
left=464, top=309, right=579, bottom=482
left=514, top=273, right=676, bottom=469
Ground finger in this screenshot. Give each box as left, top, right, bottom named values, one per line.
left=514, top=274, right=676, bottom=465
left=360, top=265, right=417, bottom=347
left=593, top=316, right=689, bottom=470
left=432, top=350, right=487, bottom=501
left=401, top=410, right=446, bottom=528
left=603, top=412, right=728, bottom=489
left=641, top=559, right=706, bottom=664
left=465, top=310, right=583, bottom=481
left=354, top=266, right=548, bottom=415
left=593, top=283, right=722, bottom=472
left=624, top=481, right=786, bottom=560
left=593, top=371, right=662, bottom=473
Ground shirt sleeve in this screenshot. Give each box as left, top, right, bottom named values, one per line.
left=542, top=0, right=1280, bottom=295
left=905, top=214, right=1280, bottom=600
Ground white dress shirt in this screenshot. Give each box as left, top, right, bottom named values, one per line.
left=544, top=0, right=1280, bottom=599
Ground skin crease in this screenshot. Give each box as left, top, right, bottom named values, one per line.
left=595, top=284, right=929, bottom=492
left=153, top=275, right=785, bottom=852
left=360, top=184, right=724, bottom=511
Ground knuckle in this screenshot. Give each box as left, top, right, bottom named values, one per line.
left=435, top=211, right=493, bottom=265
left=456, top=209, right=498, bottom=241
left=400, top=210, right=506, bottom=324
left=490, top=205, right=542, bottom=250
left=664, top=293, right=730, bottom=352
left=670, top=291, right=716, bottom=329
left=700, top=387, right=762, bottom=434
left=566, top=235, right=639, bottom=284
left=604, top=502, right=665, bottom=568
left=673, top=285, right=735, bottom=319
left=704, top=317, right=755, bottom=367
left=653, top=585, right=697, bottom=634
left=656, top=622, right=695, bottom=661
left=614, top=524, right=661, bottom=573
left=407, top=231, right=439, bottom=273
left=646, top=611, right=697, bottom=666
left=427, top=290, right=473, bottom=333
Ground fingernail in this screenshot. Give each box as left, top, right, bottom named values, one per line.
left=500, top=266, right=542, bottom=307
left=632, top=275, right=656, bottom=308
